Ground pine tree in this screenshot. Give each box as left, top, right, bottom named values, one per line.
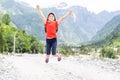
left=2, top=14, right=11, bottom=25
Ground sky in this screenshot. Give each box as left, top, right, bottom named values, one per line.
left=17, top=0, right=120, bottom=13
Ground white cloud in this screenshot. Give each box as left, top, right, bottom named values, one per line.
left=17, top=0, right=120, bottom=13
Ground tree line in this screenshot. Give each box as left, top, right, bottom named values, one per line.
left=0, top=14, right=44, bottom=54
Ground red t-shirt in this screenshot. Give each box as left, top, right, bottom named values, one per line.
left=45, top=21, right=58, bottom=39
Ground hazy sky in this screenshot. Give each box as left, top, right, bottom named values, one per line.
left=17, top=0, right=120, bottom=13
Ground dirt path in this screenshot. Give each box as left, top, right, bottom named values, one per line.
left=0, top=54, right=120, bottom=80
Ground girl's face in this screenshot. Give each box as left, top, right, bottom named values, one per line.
left=48, top=14, right=55, bottom=21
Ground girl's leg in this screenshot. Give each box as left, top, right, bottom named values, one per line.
left=45, top=55, right=50, bottom=63
left=53, top=54, right=61, bottom=61
left=52, top=38, right=61, bottom=61
left=46, top=39, right=52, bottom=63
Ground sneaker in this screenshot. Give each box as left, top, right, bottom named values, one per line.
left=58, top=55, right=61, bottom=61
left=45, top=58, right=49, bottom=63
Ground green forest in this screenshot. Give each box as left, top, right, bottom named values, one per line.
left=0, top=14, right=44, bottom=54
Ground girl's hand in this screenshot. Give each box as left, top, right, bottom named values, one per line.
left=57, top=9, right=73, bottom=24
left=36, top=4, right=46, bottom=24
left=36, top=5, right=40, bottom=10
left=68, top=9, right=73, bottom=15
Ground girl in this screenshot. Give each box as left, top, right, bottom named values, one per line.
left=36, top=5, right=72, bottom=63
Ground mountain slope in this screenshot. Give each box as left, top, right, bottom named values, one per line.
left=105, top=24, right=120, bottom=46
left=90, top=15, right=120, bottom=46
left=92, top=15, right=120, bottom=41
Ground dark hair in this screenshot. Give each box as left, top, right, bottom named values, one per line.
left=47, top=12, right=56, bottom=21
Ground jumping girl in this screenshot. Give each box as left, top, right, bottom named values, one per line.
left=36, top=5, right=72, bottom=63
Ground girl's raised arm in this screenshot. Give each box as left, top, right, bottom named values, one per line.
left=36, top=5, right=46, bottom=24
left=57, top=9, right=73, bottom=24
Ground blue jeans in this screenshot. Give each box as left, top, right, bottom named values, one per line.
left=46, top=38, right=57, bottom=55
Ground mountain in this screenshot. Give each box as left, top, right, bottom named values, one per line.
left=0, top=0, right=42, bottom=39
left=92, top=15, right=120, bottom=41
left=93, top=24, right=120, bottom=47
left=90, top=15, right=120, bottom=46
left=106, top=24, right=120, bottom=46
left=56, top=2, right=69, bottom=9
left=0, top=0, right=120, bottom=44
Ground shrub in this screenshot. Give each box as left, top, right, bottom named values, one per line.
left=100, top=47, right=117, bottom=59
left=117, top=47, right=120, bottom=55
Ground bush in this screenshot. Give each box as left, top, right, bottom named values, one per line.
left=100, top=47, right=117, bottom=59
left=79, top=45, right=92, bottom=55
left=58, top=46, right=74, bottom=56
left=117, top=47, right=120, bottom=55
